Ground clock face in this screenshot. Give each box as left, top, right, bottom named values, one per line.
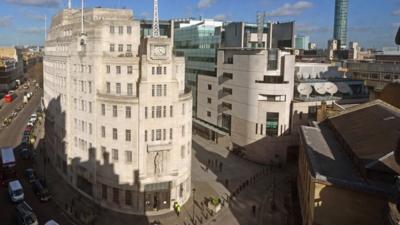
left=153, top=46, right=166, bottom=56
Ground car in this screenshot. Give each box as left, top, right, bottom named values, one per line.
left=24, top=130, right=31, bottom=136
left=20, top=147, right=31, bottom=160
left=30, top=113, right=37, bottom=122
left=8, top=180, right=24, bottom=203
left=15, top=105, right=23, bottom=112
left=21, top=136, right=30, bottom=146
left=25, top=169, right=36, bottom=183
left=25, top=126, right=33, bottom=132
left=15, top=201, right=38, bottom=225
left=11, top=111, right=18, bottom=118
left=23, top=85, right=29, bottom=90
left=32, top=180, right=51, bottom=202
left=27, top=121, right=34, bottom=127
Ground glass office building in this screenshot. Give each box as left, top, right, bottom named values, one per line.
left=333, top=0, right=349, bottom=49
left=174, top=19, right=223, bottom=115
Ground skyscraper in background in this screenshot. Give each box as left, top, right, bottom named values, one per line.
left=333, top=0, right=349, bottom=49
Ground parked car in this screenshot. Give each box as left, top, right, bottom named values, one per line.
left=25, top=126, right=33, bottom=133
left=29, top=114, right=37, bottom=123
left=16, top=201, right=38, bottom=225
left=8, top=180, right=24, bottom=203
left=32, top=180, right=51, bottom=202
left=25, top=169, right=36, bottom=183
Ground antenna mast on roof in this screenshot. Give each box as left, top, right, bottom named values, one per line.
left=152, top=0, right=160, bottom=37
left=81, top=0, right=84, bottom=34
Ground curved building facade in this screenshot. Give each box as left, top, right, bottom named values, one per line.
left=43, top=8, right=192, bottom=215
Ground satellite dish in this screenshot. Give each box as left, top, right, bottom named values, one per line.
left=324, top=82, right=338, bottom=96
left=313, top=83, right=327, bottom=95
left=336, top=82, right=353, bottom=94
left=297, top=83, right=313, bottom=98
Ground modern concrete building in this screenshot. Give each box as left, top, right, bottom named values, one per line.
left=43, top=4, right=192, bottom=215
left=298, top=100, right=399, bottom=225
left=0, top=47, right=24, bottom=93
left=173, top=19, right=223, bottom=114
left=333, top=0, right=349, bottom=49
left=295, top=35, right=310, bottom=50
left=195, top=47, right=295, bottom=148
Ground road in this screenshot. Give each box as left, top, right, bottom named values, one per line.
left=0, top=84, right=75, bottom=225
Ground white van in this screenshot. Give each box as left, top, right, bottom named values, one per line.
left=8, top=180, right=24, bottom=202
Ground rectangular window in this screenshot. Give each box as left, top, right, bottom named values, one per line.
left=118, top=26, right=123, bottom=34
left=260, top=124, right=263, bottom=135
left=256, top=123, right=258, bottom=134
left=182, top=125, right=185, bottom=137
left=145, top=130, right=148, bottom=142
left=106, top=82, right=111, bottom=93
left=127, top=83, right=133, bottom=96
left=163, top=106, right=166, bottom=117
left=126, top=106, right=131, bottom=118
left=110, top=26, right=115, bottom=33
left=207, top=98, right=211, bottom=104
left=102, top=146, right=109, bottom=162
left=152, top=85, right=155, bottom=97
left=126, top=129, right=131, bottom=142
left=116, top=66, right=121, bottom=74
left=125, top=151, right=132, bottom=163
left=113, top=128, right=118, bottom=140
left=127, top=44, right=132, bottom=52
left=127, top=26, right=132, bottom=34
left=156, top=85, right=162, bottom=96
left=112, top=149, right=118, bottom=161
left=152, top=67, right=155, bottom=75
left=116, top=83, right=121, bottom=94
left=207, top=111, right=211, bottom=117
left=110, top=44, right=115, bottom=52
left=163, top=129, right=166, bottom=140
left=118, top=44, right=123, bottom=52
left=182, top=103, right=185, bottom=115
left=170, top=128, right=173, bottom=140
left=88, top=81, right=92, bottom=93
left=208, top=84, right=212, bottom=90
left=181, top=145, right=185, bottom=159
left=156, top=129, right=162, bottom=141
left=113, top=188, right=119, bottom=203
left=145, top=107, right=148, bottom=119
left=266, top=112, right=280, bottom=137
left=125, top=190, right=132, bottom=205
left=127, top=66, right=133, bottom=74
left=152, top=106, right=155, bottom=118
left=101, top=104, right=106, bottom=116
left=113, top=105, right=118, bottom=117
left=170, top=105, right=173, bottom=117
left=163, top=84, right=167, bottom=96
left=101, top=126, right=106, bottom=138
left=151, top=130, right=154, bottom=141
left=107, top=65, right=111, bottom=74
left=163, top=67, right=167, bottom=75
left=156, top=106, right=162, bottom=118
left=156, top=66, right=162, bottom=75
left=89, top=123, right=92, bottom=135
left=102, top=184, right=108, bottom=200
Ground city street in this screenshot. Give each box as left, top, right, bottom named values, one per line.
left=0, top=85, right=75, bottom=225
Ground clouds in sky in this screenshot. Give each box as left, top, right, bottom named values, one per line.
left=0, top=16, right=12, bottom=27
left=4, top=0, right=61, bottom=8
left=197, top=0, right=215, bottom=9
left=393, top=9, right=400, bottom=16
left=266, top=1, right=313, bottom=17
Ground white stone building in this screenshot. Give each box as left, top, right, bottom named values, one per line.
left=196, top=48, right=295, bottom=147
left=43, top=5, right=192, bottom=215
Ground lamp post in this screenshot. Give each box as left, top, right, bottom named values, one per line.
left=192, top=187, right=196, bottom=224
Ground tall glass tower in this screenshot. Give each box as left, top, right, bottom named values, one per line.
left=333, top=0, right=349, bottom=49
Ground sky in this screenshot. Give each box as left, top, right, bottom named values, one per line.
left=0, top=0, right=399, bottom=49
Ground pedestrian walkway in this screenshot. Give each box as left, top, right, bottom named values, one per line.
left=34, top=130, right=295, bottom=225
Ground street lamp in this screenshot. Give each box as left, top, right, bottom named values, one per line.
left=192, top=187, right=196, bottom=225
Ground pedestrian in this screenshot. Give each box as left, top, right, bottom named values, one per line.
left=219, top=162, right=223, bottom=172
left=176, top=204, right=181, bottom=217
left=252, top=205, right=256, bottom=216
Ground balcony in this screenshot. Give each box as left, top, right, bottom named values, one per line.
left=147, top=142, right=173, bottom=153
left=218, top=102, right=232, bottom=113
left=218, top=87, right=232, bottom=99
left=218, top=73, right=233, bottom=85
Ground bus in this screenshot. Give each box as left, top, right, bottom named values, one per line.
left=4, top=94, right=15, bottom=103
left=0, top=147, right=17, bottom=185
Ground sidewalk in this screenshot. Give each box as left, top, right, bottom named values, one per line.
left=33, top=127, right=295, bottom=225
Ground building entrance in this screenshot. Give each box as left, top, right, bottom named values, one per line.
left=144, top=182, right=171, bottom=211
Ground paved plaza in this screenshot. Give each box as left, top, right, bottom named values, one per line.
left=33, top=129, right=299, bottom=225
